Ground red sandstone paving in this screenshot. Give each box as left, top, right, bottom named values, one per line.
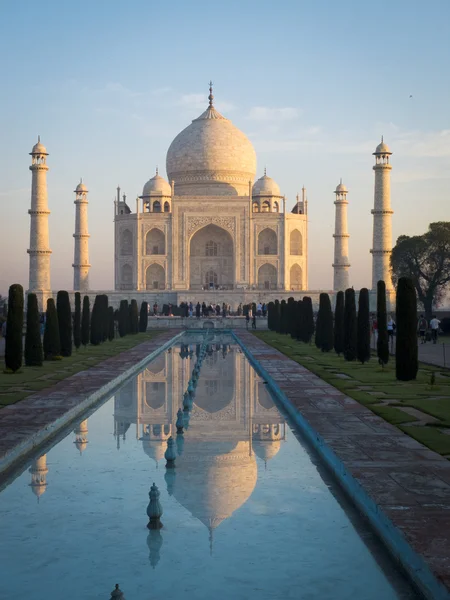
left=0, top=331, right=176, bottom=462
left=237, top=331, right=450, bottom=592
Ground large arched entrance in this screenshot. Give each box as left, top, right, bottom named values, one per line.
left=189, top=224, right=234, bottom=290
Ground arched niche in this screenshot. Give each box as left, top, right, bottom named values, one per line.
left=252, top=201, right=260, bottom=213
left=189, top=224, right=234, bottom=290
left=290, top=264, right=303, bottom=290
left=164, top=201, right=170, bottom=212
left=273, top=201, right=279, bottom=213
left=258, top=228, right=277, bottom=255
left=258, top=263, right=277, bottom=289
left=153, top=200, right=162, bottom=213
left=121, top=229, right=133, bottom=255
left=146, top=263, right=165, bottom=290
left=290, top=229, right=302, bottom=255
left=121, top=264, right=132, bottom=286
left=144, top=381, right=166, bottom=410
left=146, top=228, right=165, bottom=255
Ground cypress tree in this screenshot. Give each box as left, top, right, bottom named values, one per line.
left=24, top=293, right=43, bottom=366
left=43, top=298, right=61, bottom=360
left=357, top=288, right=371, bottom=364
left=139, top=301, right=148, bottom=333
left=274, top=300, right=281, bottom=333
left=314, top=302, right=322, bottom=349
left=56, top=291, right=72, bottom=357
left=108, top=306, right=115, bottom=341
left=303, top=296, right=315, bottom=343
left=344, top=288, right=357, bottom=361
left=396, top=277, right=418, bottom=381
left=90, top=295, right=101, bottom=345
left=377, top=280, right=389, bottom=367
left=267, top=301, right=275, bottom=330
left=81, top=295, right=90, bottom=347
left=287, top=297, right=296, bottom=338
left=334, top=291, right=345, bottom=355
left=103, top=295, right=110, bottom=342
left=5, top=284, right=24, bottom=372
left=73, top=292, right=81, bottom=350
left=130, top=299, right=139, bottom=334
left=319, top=293, right=334, bottom=352
left=295, top=300, right=303, bottom=340
left=118, top=300, right=129, bottom=337
left=280, top=300, right=288, bottom=334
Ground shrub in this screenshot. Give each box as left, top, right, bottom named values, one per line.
left=287, top=297, right=295, bottom=337
left=108, top=306, right=115, bottom=341
left=396, top=277, right=418, bottom=381
left=73, top=292, right=81, bottom=350
left=90, top=295, right=101, bottom=345
left=344, top=288, right=357, bottom=361
left=43, top=298, right=61, bottom=360
left=81, top=296, right=90, bottom=347
left=56, top=291, right=72, bottom=357
left=357, top=288, right=371, bottom=364
left=130, top=299, right=139, bottom=334
left=24, top=293, right=43, bottom=366
left=280, top=300, right=288, bottom=334
left=334, top=291, right=345, bottom=355
left=5, top=284, right=24, bottom=372
left=101, top=295, right=109, bottom=342
left=319, top=293, right=334, bottom=352
left=118, top=300, right=129, bottom=337
left=139, top=302, right=148, bottom=333
left=377, top=280, right=389, bottom=366
left=302, top=296, right=315, bottom=344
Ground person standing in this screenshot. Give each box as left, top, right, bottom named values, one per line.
left=196, top=302, right=201, bottom=318
left=387, top=316, right=396, bottom=350
left=417, top=315, right=428, bottom=344
left=430, top=315, right=441, bottom=344
left=252, top=313, right=257, bottom=329
left=153, top=302, right=158, bottom=316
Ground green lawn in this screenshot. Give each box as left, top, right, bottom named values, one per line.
left=253, top=331, right=450, bottom=458
left=0, top=331, right=164, bottom=408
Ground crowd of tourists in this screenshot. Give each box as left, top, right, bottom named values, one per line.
left=148, top=301, right=268, bottom=321
left=370, top=313, right=442, bottom=345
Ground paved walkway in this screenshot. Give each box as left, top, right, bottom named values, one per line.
left=370, top=334, right=450, bottom=369
left=237, top=331, right=450, bottom=598
left=0, top=331, right=177, bottom=474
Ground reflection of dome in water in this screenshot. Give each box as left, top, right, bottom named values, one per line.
left=142, top=439, right=166, bottom=464
left=171, top=441, right=257, bottom=530
left=257, top=385, right=275, bottom=410
left=252, top=440, right=281, bottom=462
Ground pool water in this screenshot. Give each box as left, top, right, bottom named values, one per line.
left=0, top=333, right=420, bottom=599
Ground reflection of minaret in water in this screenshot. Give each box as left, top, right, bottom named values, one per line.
left=74, top=419, right=88, bottom=454
left=29, top=454, right=48, bottom=502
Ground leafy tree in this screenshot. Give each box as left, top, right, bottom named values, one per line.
left=334, top=291, right=345, bottom=355
left=56, top=291, right=72, bottom=357
left=318, top=293, right=333, bottom=352
left=139, top=302, right=148, bottom=333
left=395, top=277, right=418, bottom=381
left=377, top=280, right=389, bottom=367
left=130, top=299, right=139, bottom=334
left=25, top=293, right=43, bottom=366
left=280, top=300, right=288, bottom=334
left=344, top=288, right=357, bottom=361
left=73, top=292, right=81, bottom=350
left=5, top=284, right=24, bottom=372
left=391, top=222, right=450, bottom=321
left=108, top=306, right=115, bottom=341
left=81, top=296, right=90, bottom=347
left=118, top=300, right=129, bottom=337
left=302, top=296, right=315, bottom=343
left=43, top=298, right=61, bottom=360
left=357, top=288, right=371, bottom=364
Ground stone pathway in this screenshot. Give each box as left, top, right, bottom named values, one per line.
left=0, top=331, right=178, bottom=475
left=237, top=331, right=450, bottom=598
left=371, top=334, right=450, bottom=369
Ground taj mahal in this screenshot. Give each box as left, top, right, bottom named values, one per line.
left=26, top=83, right=395, bottom=310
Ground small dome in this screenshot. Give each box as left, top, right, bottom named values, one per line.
left=253, top=440, right=281, bottom=462
left=75, top=181, right=88, bottom=193
left=142, top=172, right=171, bottom=197
left=374, top=139, right=391, bottom=155
left=335, top=181, right=348, bottom=193
left=31, top=137, right=48, bottom=155
left=252, top=173, right=281, bottom=197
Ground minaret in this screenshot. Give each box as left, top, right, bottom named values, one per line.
left=371, top=138, right=394, bottom=289
left=74, top=419, right=89, bottom=454
left=29, top=454, right=49, bottom=502
left=28, top=137, right=51, bottom=307
left=332, top=180, right=350, bottom=291
left=73, top=180, right=91, bottom=291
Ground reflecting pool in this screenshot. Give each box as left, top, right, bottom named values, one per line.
left=0, top=333, right=420, bottom=599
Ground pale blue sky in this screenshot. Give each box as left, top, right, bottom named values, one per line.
left=1, top=0, right=449, bottom=294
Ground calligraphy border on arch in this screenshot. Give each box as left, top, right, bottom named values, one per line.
left=187, top=216, right=236, bottom=239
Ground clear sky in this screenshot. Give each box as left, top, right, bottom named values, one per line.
left=1, top=0, right=449, bottom=295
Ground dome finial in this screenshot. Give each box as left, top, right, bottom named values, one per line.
left=80, top=177, right=83, bottom=184
left=264, top=166, right=267, bottom=176
left=38, top=135, right=40, bottom=143
left=156, top=165, right=158, bottom=176
left=208, top=80, right=214, bottom=107
left=381, top=135, right=384, bottom=143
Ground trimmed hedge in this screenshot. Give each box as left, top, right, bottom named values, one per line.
left=344, top=288, right=357, bottom=361
left=24, top=292, right=43, bottom=367
left=73, top=292, right=81, bottom=350
left=5, top=284, right=24, bottom=372
left=81, top=295, right=90, bottom=347
left=43, top=298, right=61, bottom=360
left=139, top=302, right=148, bottom=333
left=377, top=280, right=389, bottom=366
left=396, top=277, right=418, bottom=381
left=56, top=291, right=72, bottom=357
left=357, top=288, right=371, bottom=364
left=334, top=291, right=345, bottom=355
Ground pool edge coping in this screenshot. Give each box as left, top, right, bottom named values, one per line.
left=233, top=331, right=450, bottom=600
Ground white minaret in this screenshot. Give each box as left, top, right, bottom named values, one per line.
left=371, top=138, right=394, bottom=289
left=332, top=180, right=350, bottom=291
left=28, top=137, right=51, bottom=306
left=73, top=180, right=91, bottom=291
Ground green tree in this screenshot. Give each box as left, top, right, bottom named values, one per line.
left=139, top=302, right=148, bottom=333
left=130, top=299, right=139, bottom=334
left=377, top=280, right=389, bottom=367
left=118, top=300, right=129, bottom=337
left=396, top=277, right=418, bottom=381
left=108, top=306, right=115, bottom=341
left=357, top=288, right=371, bottom=364
left=5, top=284, right=24, bottom=372
left=344, top=288, right=357, bottom=361
left=391, top=222, right=450, bottom=321
left=56, top=291, right=72, bottom=357
left=81, top=296, right=90, bottom=347
left=302, top=296, right=315, bottom=343
left=73, top=292, right=81, bottom=350
left=43, top=298, right=61, bottom=360
left=25, top=293, right=43, bottom=367
left=334, top=291, right=345, bottom=355
left=280, top=300, right=288, bottom=334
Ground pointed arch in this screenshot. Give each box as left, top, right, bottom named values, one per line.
left=258, top=228, right=277, bottom=255
left=146, top=228, right=165, bottom=255
left=121, top=264, right=132, bottom=288
left=258, top=263, right=277, bottom=289
left=252, top=201, right=260, bottom=213
left=261, top=200, right=270, bottom=212
left=153, top=200, right=161, bottom=213
left=164, top=201, right=170, bottom=212
left=290, top=264, right=303, bottom=290
left=146, top=263, right=165, bottom=290
left=290, top=229, right=302, bottom=255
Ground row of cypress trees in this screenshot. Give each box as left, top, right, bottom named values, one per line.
left=4, top=285, right=150, bottom=373
left=266, top=277, right=418, bottom=380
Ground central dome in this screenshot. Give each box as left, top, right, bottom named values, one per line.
left=166, top=89, right=257, bottom=196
